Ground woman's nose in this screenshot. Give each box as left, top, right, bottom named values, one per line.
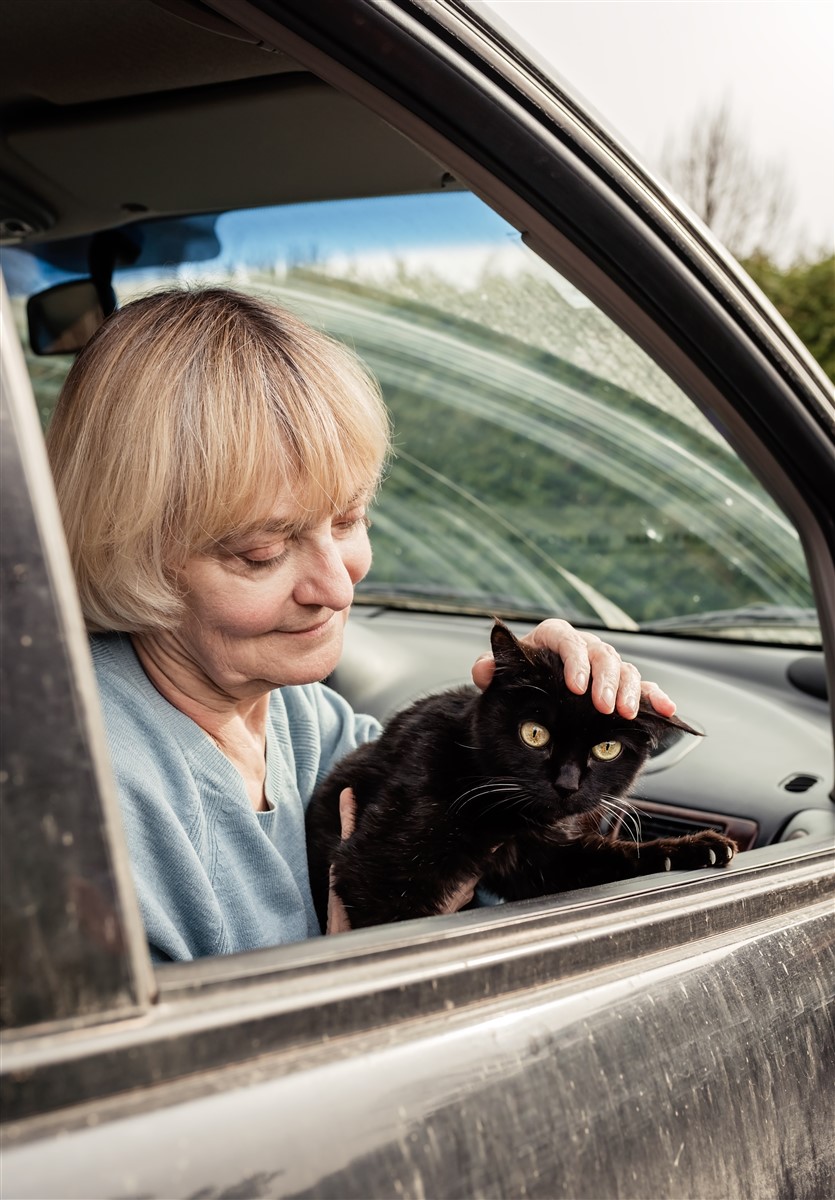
left=293, top=540, right=356, bottom=612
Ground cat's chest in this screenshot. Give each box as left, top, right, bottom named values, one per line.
left=488, top=815, right=589, bottom=876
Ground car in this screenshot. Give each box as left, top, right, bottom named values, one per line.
left=1, top=1, right=833, bottom=1197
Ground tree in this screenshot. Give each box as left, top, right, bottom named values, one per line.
left=661, top=101, right=834, bottom=381
left=741, top=253, right=835, bottom=381
left=660, top=100, right=795, bottom=262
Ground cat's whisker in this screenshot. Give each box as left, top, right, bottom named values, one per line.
left=449, top=779, right=522, bottom=818
left=599, top=795, right=643, bottom=850
left=459, top=786, right=524, bottom=816
left=599, top=797, right=638, bottom=842
left=449, top=783, right=510, bottom=813
left=616, top=798, right=644, bottom=847
left=479, top=788, right=537, bottom=820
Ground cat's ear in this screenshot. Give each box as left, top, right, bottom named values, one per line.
left=637, top=700, right=704, bottom=737
left=490, top=620, right=539, bottom=671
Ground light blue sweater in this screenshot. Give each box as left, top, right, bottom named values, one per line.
left=90, top=634, right=380, bottom=961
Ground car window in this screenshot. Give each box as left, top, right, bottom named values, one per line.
left=5, top=190, right=817, bottom=647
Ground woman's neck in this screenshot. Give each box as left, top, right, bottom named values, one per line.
left=131, top=632, right=271, bottom=811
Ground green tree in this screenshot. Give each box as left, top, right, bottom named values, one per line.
left=742, top=253, right=835, bottom=381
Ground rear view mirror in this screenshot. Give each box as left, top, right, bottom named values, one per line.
left=27, top=279, right=106, bottom=355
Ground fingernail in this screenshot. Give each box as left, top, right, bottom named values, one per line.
left=602, top=686, right=615, bottom=710
left=575, top=671, right=588, bottom=691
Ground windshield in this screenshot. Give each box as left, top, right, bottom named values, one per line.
left=3, top=191, right=818, bottom=645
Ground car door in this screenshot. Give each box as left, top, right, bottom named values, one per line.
left=2, top=2, right=834, bottom=1198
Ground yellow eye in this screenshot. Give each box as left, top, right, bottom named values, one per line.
left=519, top=721, right=550, bottom=748
left=591, top=740, right=623, bottom=761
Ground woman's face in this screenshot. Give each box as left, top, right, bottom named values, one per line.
left=172, top=494, right=373, bottom=697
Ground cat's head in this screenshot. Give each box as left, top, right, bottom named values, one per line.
left=475, top=621, right=701, bottom=835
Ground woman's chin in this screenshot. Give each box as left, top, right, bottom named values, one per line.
left=260, top=621, right=345, bottom=687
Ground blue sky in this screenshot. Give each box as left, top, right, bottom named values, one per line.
left=2, top=193, right=516, bottom=295
left=216, top=194, right=515, bottom=264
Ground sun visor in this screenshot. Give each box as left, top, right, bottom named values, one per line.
left=7, top=78, right=450, bottom=242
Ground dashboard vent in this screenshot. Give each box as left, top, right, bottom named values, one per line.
left=606, top=801, right=758, bottom=850
left=619, top=811, right=723, bottom=843
left=781, top=774, right=820, bottom=793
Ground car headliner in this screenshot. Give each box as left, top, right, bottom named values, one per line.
left=0, top=0, right=448, bottom=245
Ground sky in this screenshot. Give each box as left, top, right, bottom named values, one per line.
left=481, top=0, right=834, bottom=262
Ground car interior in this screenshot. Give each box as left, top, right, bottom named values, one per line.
left=1, top=0, right=833, bottom=938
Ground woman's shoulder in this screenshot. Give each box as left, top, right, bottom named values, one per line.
left=269, top=682, right=380, bottom=790
left=89, top=633, right=208, bottom=774
left=90, top=631, right=150, bottom=694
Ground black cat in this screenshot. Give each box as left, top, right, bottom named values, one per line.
left=305, top=621, right=737, bottom=930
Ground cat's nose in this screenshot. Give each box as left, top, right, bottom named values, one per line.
left=554, top=763, right=581, bottom=793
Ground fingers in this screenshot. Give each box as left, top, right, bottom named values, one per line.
left=519, top=619, right=677, bottom=719
left=640, top=680, right=676, bottom=717
left=326, top=789, right=358, bottom=935
left=338, top=787, right=357, bottom=839
left=471, top=652, right=495, bottom=691
left=326, top=866, right=352, bottom=935
left=524, top=620, right=622, bottom=708
left=437, top=874, right=480, bottom=914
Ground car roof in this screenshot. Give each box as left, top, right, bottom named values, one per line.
left=0, top=0, right=447, bottom=245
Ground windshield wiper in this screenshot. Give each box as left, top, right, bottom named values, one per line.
left=640, top=604, right=820, bottom=638
left=353, top=584, right=604, bottom=627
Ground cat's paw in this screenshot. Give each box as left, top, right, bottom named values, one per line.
left=641, top=830, right=738, bottom=874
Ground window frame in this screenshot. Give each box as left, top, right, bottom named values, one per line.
left=1, top=0, right=833, bottom=1120
left=0, top=278, right=154, bottom=1034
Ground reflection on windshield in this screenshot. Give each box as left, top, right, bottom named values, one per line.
left=6, top=192, right=818, bottom=645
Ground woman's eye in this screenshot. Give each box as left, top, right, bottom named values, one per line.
left=239, top=552, right=287, bottom=571
left=519, top=720, right=550, bottom=748
left=591, top=740, right=623, bottom=761
left=234, top=543, right=289, bottom=570
left=334, top=512, right=371, bottom=535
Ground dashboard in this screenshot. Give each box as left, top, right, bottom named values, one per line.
left=332, top=606, right=834, bottom=849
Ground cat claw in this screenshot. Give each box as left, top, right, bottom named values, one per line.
left=707, top=849, right=717, bottom=865
left=663, top=857, right=672, bottom=871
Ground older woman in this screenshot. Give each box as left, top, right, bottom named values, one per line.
left=47, top=287, right=673, bottom=962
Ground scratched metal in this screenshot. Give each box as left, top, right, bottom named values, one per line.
left=0, top=280, right=151, bottom=1031
left=3, top=899, right=832, bottom=1199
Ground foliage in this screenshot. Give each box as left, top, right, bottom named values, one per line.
left=741, top=254, right=835, bottom=381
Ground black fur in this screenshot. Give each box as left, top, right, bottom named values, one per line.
left=306, top=621, right=736, bottom=930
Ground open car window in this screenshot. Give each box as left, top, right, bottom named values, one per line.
left=5, top=190, right=818, bottom=650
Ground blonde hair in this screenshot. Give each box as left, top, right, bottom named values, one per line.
left=46, top=287, right=390, bottom=633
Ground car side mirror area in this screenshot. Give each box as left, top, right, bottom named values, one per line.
left=26, top=279, right=108, bottom=356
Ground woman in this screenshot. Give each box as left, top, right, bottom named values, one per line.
left=47, top=287, right=674, bottom=962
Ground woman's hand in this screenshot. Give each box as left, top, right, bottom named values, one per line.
left=326, top=788, right=357, bottom=935
left=471, top=618, right=675, bottom=719
left=326, top=788, right=481, bottom=931
left=437, top=875, right=480, bottom=914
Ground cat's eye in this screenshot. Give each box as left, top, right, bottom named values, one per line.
left=519, top=721, right=550, bottom=748
left=591, top=740, right=623, bottom=761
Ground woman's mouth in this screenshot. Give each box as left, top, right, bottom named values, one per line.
left=280, top=614, right=336, bottom=637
